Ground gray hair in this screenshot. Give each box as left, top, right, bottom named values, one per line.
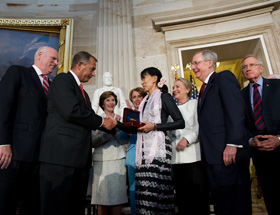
left=241, top=54, right=264, bottom=68
left=71, top=51, right=98, bottom=69
left=34, top=46, right=49, bottom=61
left=194, top=49, right=218, bottom=70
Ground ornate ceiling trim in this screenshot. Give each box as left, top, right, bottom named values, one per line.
left=0, top=18, right=70, bottom=27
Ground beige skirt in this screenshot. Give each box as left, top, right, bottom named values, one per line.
left=91, top=159, right=128, bottom=205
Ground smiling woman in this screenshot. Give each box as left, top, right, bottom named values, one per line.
left=91, top=91, right=128, bottom=215
left=0, top=18, right=73, bottom=81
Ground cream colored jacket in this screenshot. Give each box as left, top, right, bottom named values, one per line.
left=171, top=99, right=201, bottom=164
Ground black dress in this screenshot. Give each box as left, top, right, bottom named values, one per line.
left=135, top=93, right=185, bottom=215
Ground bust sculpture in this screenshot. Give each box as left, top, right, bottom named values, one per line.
left=92, top=72, right=127, bottom=116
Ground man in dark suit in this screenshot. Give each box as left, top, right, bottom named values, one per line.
left=241, top=55, right=280, bottom=215
left=0, top=46, right=58, bottom=215
left=192, top=50, right=252, bottom=215
left=39, top=51, right=116, bottom=215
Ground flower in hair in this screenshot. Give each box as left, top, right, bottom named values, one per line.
left=157, top=77, right=166, bottom=88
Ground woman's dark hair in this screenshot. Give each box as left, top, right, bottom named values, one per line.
left=140, top=67, right=168, bottom=93
left=99, top=91, right=118, bottom=110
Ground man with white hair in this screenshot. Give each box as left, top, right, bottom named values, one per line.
left=0, top=46, right=58, bottom=215
left=192, top=49, right=252, bottom=215
left=241, top=54, right=280, bottom=215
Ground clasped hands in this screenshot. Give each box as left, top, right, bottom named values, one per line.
left=102, top=116, right=118, bottom=130
left=250, top=135, right=280, bottom=151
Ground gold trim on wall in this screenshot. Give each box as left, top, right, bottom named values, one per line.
left=0, top=18, right=73, bottom=74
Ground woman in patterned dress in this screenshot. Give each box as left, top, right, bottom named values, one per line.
left=135, top=67, right=185, bottom=215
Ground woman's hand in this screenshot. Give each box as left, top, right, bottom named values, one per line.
left=176, top=138, right=189, bottom=151
left=138, top=121, right=155, bottom=133
left=115, top=114, right=121, bottom=121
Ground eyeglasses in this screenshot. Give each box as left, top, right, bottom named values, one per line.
left=242, top=64, right=260, bottom=70
left=191, top=61, right=204, bottom=67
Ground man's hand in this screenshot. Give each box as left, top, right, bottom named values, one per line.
left=176, top=138, right=189, bottom=151
left=223, top=145, right=237, bottom=166
left=102, top=116, right=117, bottom=130
left=251, top=135, right=280, bottom=151
left=0, top=146, right=12, bottom=169
left=249, top=135, right=263, bottom=149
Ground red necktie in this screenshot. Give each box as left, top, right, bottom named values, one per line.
left=199, top=83, right=206, bottom=99
left=79, top=84, right=88, bottom=107
left=253, top=83, right=265, bottom=130
left=41, top=75, right=49, bottom=94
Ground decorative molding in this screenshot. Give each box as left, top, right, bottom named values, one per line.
left=167, top=24, right=275, bottom=47
left=162, top=7, right=274, bottom=32
left=152, top=0, right=280, bottom=32
left=0, top=18, right=70, bottom=26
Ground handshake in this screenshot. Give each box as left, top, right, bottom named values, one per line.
left=102, top=116, right=117, bottom=130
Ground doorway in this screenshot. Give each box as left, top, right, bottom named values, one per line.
left=178, top=35, right=273, bottom=90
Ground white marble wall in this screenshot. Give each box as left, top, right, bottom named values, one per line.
left=1, top=0, right=280, bottom=98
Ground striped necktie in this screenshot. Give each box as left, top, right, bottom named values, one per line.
left=41, top=75, right=49, bottom=94
left=253, top=83, right=265, bottom=130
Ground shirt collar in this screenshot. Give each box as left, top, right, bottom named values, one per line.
left=32, top=65, right=43, bottom=76
left=204, top=71, right=215, bottom=84
left=69, top=70, right=81, bottom=86
left=250, top=77, right=263, bottom=88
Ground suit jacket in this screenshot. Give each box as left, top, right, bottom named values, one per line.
left=198, top=71, right=250, bottom=165
left=92, top=132, right=127, bottom=162
left=171, top=99, right=201, bottom=164
left=39, top=72, right=103, bottom=168
left=0, top=65, right=48, bottom=162
left=242, top=78, right=280, bottom=154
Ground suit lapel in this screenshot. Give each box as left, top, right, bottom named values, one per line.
left=198, top=72, right=216, bottom=113
left=244, top=84, right=254, bottom=118
left=262, top=78, right=270, bottom=105
left=67, top=72, right=90, bottom=109
left=84, top=90, right=91, bottom=109
left=28, top=67, right=46, bottom=96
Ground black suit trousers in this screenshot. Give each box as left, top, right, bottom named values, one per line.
left=252, top=149, right=280, bottom=215
left=172, top=161, right=209, bottom=215
left=206, top=159, right=252, bottom=215
left=40, top=162, right=90, bottom=215
left=0, top=161, right=40, bottom=215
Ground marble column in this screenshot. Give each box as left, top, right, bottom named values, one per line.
left=96, top=0, right=136, bottom=97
